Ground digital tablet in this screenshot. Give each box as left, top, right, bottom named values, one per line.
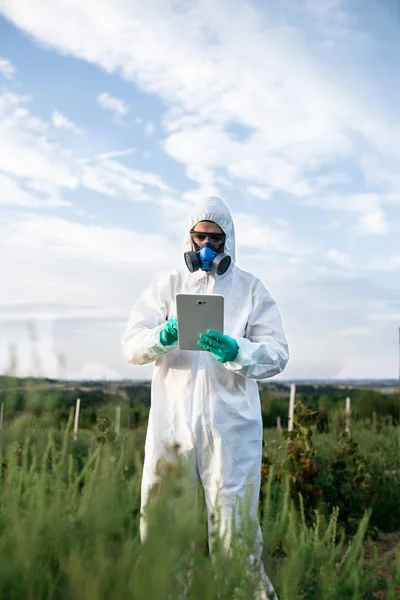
left=176, top=293, right=224, bottom=351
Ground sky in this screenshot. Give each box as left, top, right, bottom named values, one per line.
left=0, top=0, right=399, bottom=382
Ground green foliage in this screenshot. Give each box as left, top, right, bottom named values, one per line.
left=317, top=431, right=373, bottom=534
left=1, top=379, right=400, bottom=597
left=94, top=412, right=117, bottom=445
left=278, top=403, right=322, bottom=519
left=262, top=401, right=400, bottom=537
left=1, top=420, right=399, bottom=599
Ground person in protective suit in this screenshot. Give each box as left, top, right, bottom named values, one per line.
left=122, top=196, right=289, bottom=599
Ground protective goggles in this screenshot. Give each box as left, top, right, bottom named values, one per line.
left=190, top=230, right=226, bottom=245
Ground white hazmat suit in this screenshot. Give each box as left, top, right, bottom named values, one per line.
left=122, top=197, right=289, bottom=599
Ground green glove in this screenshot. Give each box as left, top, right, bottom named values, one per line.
left=198, top=329, right=238, bottom=363
left=160, top=317, right=178, bottom=346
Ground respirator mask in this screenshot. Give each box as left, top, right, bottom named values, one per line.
left=184, top=230, right=231, bottom=275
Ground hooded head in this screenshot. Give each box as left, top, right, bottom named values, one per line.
left=184, top=196, right=236, bottom=265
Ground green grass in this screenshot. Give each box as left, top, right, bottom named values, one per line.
left=0, top=416, right=399, bottom=599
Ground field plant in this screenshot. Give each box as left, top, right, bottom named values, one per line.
left=0, top=413, right=399, bottom=599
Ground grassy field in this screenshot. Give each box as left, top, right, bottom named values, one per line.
left=0, top=407, right=400, bottom=599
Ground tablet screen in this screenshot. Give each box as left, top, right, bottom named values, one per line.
left=176, top=294, right=224, bottom=351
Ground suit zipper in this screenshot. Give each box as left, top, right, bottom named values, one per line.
left=199, top=272, right=209, bottom=430
left=189, top=272, right=209, bottom=434
left=204, top=272, right=209, bottom=294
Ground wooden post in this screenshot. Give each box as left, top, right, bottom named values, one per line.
left=73, top=398, right=81, bottom=440
left=288, top=383, right=296, bottom=432
left=277, top=416, right=281, bottom=431
left=127, top=414, right=131, bottom=430
left=115, top=406, right=121, bottom=435
left=0, top=402, right=3, bottom=430
left=345, top=397, right=351, bottom=433
left=388, top=415, right=393, bottom=427
left=372, top=411, right=377, bottom=431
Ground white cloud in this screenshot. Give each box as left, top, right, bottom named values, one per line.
left=324, top=248, right=351, bottom=268
left=369, top=256, right=400, bottom=271
left=180, top=165, right=221, bottom=204
left=0, top=89, right=175, bottom=207
left=356, top=209, right=389, bottom=236
left=233, top=212, right=314, bottom=257
left=0, top=173, right=69, bottom=207
left=0, top=211, right=183, bottom=337
left=165, top=126, right=236, bottom=168
left=186, top=164, right=216, bottom=186
left=367, top=313, right=400, bottom=324
left=2, top=0, right=399, bottom=237
left=97, top=92, right=129, bottom=118
left=51, top=110, right=83, bottom=134
left=81, top=156, right=172, bottom=202
left=274, top=218, right=290, bottom=227
left=0, top=207, right=397, bottom=380
left=82, top=148, right=136, bottom=162
left=182, top=184, right=221, bottom=206
left=332, top=326, right=370, bottom=338
left=0, top=90, right=78, bottom=189
left=0, top=211, right=182, bottom=379
left=216, top=175, right=232, bottom=187
left=237, top=249, right=400, bottom=379
left=303, top=193, right=391, bottom=236
left=247, top=186, right=272, bottom=200
left=0, top=213, right=179, bottom=269
left=0, top=57, right=15, bottom=79
left=144, top=121, right=155, bottom=136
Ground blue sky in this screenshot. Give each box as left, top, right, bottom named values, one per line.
left=0, top=0, right=399, bottom=381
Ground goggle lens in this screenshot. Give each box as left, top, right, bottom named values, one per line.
left=190, top=231, right=225, bottom=244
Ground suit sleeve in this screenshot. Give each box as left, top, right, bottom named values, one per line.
left=223, top=289, right=289, bottom=379
left=121, top=275, right=178, bottom=366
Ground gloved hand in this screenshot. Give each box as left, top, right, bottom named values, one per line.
left=160, top=317, right=178, bottom=346
left=198, top=329, right=239, bottom=363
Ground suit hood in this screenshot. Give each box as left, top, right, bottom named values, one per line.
left=184, top=196, right=236, bottom=264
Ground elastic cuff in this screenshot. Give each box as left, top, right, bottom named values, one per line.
left=153, top=325, right=178, bottom=355
left=223, top=342, right=246, bottom=372
left=159, top=339, right=179, bottom=350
